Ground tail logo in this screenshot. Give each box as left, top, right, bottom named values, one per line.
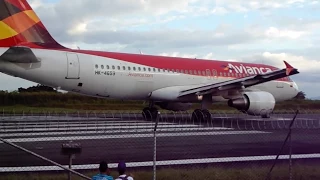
left=0, top=10, right=40, bottom=40
left=0, top=0, right=63, bottom=48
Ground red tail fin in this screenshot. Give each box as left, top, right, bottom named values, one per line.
left=0, top=0, right=64, bottom=48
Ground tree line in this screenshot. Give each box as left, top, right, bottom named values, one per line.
left=0, top=85, right=317, bottom=110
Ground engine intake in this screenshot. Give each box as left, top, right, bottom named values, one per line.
left=228, top=91, right=275, bottom=116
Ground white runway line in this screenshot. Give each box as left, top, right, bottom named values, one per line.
left=1, top=153, right=319, bottom=172
left=1, top=122, right=176, bottom=128
left=0, top=127, right=233, bottom=137
left=0, top=131, right=269, bottom=143
left=0, top=124, right=204, bottom=132
left=0, top=117, right=121, bottom=121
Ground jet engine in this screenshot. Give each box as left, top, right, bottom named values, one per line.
left=228, top=91, right=275, bottom=117
left=156, top=102, right=193, bottom=111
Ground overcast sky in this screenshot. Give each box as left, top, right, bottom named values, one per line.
left=1, top=0, right=320, bottom=98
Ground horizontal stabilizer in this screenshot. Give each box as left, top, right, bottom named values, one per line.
left=0, top=46, right=40, bottom=63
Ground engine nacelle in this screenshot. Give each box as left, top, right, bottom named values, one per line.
left=156, top=102, right=193, bottom=111
left=228, top=91, right=275, bottom=116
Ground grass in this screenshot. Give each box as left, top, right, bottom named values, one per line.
left=0, top=92, right=319, bottom=114
left=1, top=163, right=320, bottom=180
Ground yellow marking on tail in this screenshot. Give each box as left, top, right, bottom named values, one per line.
left=0, top=21, right=18, bottom=40
left=24, top=10, right=40, bottom=23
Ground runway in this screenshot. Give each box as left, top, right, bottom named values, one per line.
left=0, top=113, right=320, bottom=172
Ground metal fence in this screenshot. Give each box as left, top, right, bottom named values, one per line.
left=0, top=109, right=320, bottom=180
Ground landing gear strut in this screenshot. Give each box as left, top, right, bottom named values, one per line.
left=142, top=102, right=159, bottom=121
left=191, top=94, right=212, bottom=122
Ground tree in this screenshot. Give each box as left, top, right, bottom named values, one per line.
left=18, top=84, right=57, bottom=93
left=294, top=91, right=306, bottom=100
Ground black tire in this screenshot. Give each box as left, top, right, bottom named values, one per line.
left=142, top=107, right=158, bottom=121
left=201, top=109, right=212, bottom=121
left=192, top=109, right=203, bottom=123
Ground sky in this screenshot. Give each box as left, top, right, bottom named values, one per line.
left=1, top=0, right=320, bottom=98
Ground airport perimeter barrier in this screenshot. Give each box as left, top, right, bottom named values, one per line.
left=0, top=108, right=320, bottom=179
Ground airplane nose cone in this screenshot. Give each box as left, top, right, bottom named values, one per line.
left=292, top=81, right=299, bottom=96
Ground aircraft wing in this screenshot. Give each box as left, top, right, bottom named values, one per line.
left=178, top=61, right=299, bottom=97
left=0, top=46, right=40, bottom=63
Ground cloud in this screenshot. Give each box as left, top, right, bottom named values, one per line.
left=1, top=0, right=318, bottom=98
left=264, top=27, right=307, bottom=39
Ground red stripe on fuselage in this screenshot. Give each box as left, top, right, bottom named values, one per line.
left=72, top=49, right=273, bottom=71
left=69, top=49, right=291, bottom=82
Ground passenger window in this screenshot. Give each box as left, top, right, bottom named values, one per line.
left=138, top=67, right=141, bottom=71
left=153, top=68, right=156, bottom=72
left=112, top=65, right=115, bottom=70
left=117, top=66, right=120, bottom=70
left=148, top=68, right=151, bottom=71
left=143, top=67, right=146, bottom=71
left=123, top=66, right=126, bottom=70
left=128, top=66, right=131, bottom=71
left=133, top=67, right=136, bottom=71
left=95, top=64, right=98, bottom=69
left=176, top=69, right=179, bottom=73
left=194, top=70, right=197, bottom=75
left=189, top=70, right=193, bottom=74
left=106, top=65, right=109, bottom=69
left=101, top=65, right=104, bottom=69
left=198, top=71, right=201, bottom=75
left=185, top=70, right=188, bottom=74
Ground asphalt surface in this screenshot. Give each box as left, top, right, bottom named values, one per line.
left=0, top=113, right=320, bottom=168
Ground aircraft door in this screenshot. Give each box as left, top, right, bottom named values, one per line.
left=66, top=53, right=80, bottom=79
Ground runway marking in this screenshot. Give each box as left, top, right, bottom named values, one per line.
left=1, top=153, right=319, bottom=172
left=0, top=130, right=269, bottom=143
left=0, top=127, right=233, bottom=137
left=0, top=124, right=206, bottom=132
left=1, top=122, right=178, bottom=128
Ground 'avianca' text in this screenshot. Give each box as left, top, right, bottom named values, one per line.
left=228, top=63, right=273, bottom=74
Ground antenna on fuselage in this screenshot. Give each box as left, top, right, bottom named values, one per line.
left=139, top=50, right=143, bottom=55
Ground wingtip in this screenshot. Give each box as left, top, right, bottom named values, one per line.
left=283, top=60, right=295, bottom=75
left=283, top=60, right=293, bottom=68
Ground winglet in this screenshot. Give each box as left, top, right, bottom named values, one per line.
left=284, top=60, right=295, bottom=75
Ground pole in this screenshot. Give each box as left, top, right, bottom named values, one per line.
left=0, top=137, right=90, bottom=180
left=289, top=128, right=292, bottom=180
left=265, top=110, right=299, bottom=180
left=153, top=112, right=160, bottom=180
left=69, top=154, right=73, bottom=180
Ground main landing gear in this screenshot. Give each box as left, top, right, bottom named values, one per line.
left=191, top=94, right=212, bottom=122
left=191, top=109, right=211, bottom=122
left=142, top=104, right=159, bottom=121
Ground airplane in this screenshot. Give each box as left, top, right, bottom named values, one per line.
left=0, top=0, right=299, bottom=122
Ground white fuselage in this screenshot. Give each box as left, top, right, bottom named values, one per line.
left=0, top=48, right=299, bottom=102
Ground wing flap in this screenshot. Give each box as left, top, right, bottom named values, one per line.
left=179, top=61, right=299, bottom=97
left=0, top=46, right=40, bottom=63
